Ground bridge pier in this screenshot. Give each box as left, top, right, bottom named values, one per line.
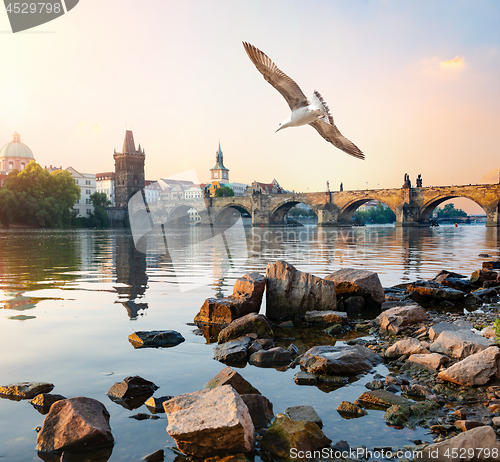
left=485, top=205, right=500, bottom=227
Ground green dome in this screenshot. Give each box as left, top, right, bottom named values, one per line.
left=0, top=132, right=35, bottom=160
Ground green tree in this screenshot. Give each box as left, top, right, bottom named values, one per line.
left=2, top=161, right=80, bottom=228
left=214, top=186, right=234, bottom=197
left=353, top=202, right=396, bottom=224
left=434, top=203, right=467, bottom=219
left=88, top=192, right=111, bottom=228
left=0, top=188, right=18, bottom=226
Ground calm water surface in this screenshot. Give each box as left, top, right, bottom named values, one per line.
left=1, top=225, right=499, bottom=461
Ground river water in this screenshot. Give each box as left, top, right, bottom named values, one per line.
left=1, top=225, right=499, bottom=461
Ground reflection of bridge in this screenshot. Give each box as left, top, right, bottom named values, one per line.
left=147, top=184, right=500, bottom=227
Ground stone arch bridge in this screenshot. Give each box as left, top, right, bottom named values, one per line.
left=147, top=184, right=500, bottom=227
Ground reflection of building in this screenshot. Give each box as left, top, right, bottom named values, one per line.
left=96, top=172, right=115, bottom=206
left=0, top=132, right=35, bottom=184
left=114, top=130, right=145, bottom=208
left=114, top=233, right=148, bottom=319
left=245, top=179, right=284, bottom=195
left=66, top=167, right=96, bottom=218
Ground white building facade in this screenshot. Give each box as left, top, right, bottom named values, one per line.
left=96, top=172, right=115, bottom=207
left=66, top=167, right=96, bottom=218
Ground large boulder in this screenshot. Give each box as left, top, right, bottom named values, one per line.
left=438, top=346, right=500, bottom=386
left=384, top=338, right=429, bottom=359
left=285, top=405, right=323, bottom=429
left=265, top=261, right=336, bottom=321
left=195, top=273, right=266, bottom=324
left=428, top=321, right=473, bottom=341
left=128, top=330, right=185, bottom=348
left=218, top=313, right=273, bottom=344
left=299, top=345, right=382, bottom=376
left=205, top=366, right=260, bottom=395
left=163, top=385, right=255, bottom=458
left=325, top=268, right=385, bottom=307
left=260, top=414, right=331, bottom=461
left=430, top=330, right=496, bottom=359
left=418, top=426, right=500, bottom=462
left=0, top=382, right=54, bottom=400
left=36, top=397, right=114, bottom=452
left=375, top=303, right=428, bottom=334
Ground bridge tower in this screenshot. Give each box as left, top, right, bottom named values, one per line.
left=113, top=130, right=145, bottom=209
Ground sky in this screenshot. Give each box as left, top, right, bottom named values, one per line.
left=0, top=0, right=499, bottom=213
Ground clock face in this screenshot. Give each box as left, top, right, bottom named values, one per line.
left=214, top=173, right=218, bottom=178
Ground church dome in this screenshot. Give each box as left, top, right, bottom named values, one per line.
left=0, top=132, right=35, bottom=160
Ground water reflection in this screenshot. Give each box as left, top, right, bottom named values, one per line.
left=113, top=233, right=148, bottom=319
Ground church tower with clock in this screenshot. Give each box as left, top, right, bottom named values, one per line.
left=210, top=142, right=229, bottom=184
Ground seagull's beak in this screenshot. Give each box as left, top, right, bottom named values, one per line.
left=275, top=126, right=283, bottom=133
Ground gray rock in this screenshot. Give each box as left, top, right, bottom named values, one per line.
left=218, top=313, right=273, bottom=343
left=143, top=449, right=164, bottom=461
left=429, top=321, right=472, bottom=341
left=128, top=330, right=185, bottom=348
left=241, top=394, right=274, bottom=429
left=299, top=345, right=382, bottom=376
left=248, top=338, right=275, bottom=355
left=430, top=330, right=496, bottom=359
left=325, top=268, right=385, bottom=306
left=249, top=347, right=291, bottom=367
left=343, top=295, right=366, bottom=314
left=407, top=353, right=450, bottom=371
left=106, top=376, right=158, bottom=399
left=376, top=304, right=428, bottom=334
left=205, top=366, right=260, bottom=395
left=213, top=335, right=253, bottom=363
left=293, top=371, right=318, bottom=385
left=0, top=382, right=54, bottom=400
left=266, top=261, right=336, bottom=321
left=30, top=394, right=66, bottom=414
left=418, top=426, right=500, bottom=462
left=285, top=405, right=323, bottom=428
left=384, top=338, right=429, bottom=359
left=163, top=385, right=255, bottom=457
left=438, top=346, right=500, bottom=386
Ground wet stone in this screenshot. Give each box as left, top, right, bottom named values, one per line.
left=106, top=376, right=159, bottom=399
left=293, top=372, right=318, bottom=386
left=213, top=335, right=253, bottom=364
left=285, top=405, right=323, bottom=428
left=128, top=330, right=185, bottom=348
left=0, top=382, right=54, bottom=400
left=357, top=390, right=410, bottom=409
left=145, top=396, right=173, bottom=413
left=30, top=394, right=66, bottom=414
left=205, top=366, right=260, bottom=395
left=336, top=401, right=367, bottom=418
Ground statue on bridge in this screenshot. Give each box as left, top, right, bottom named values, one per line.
left=340, top=182, right=343, bottom=191
left=326, top=181, right=330, bottom=193
left=403, top=173, right=411, bottom=189
left=416, top=174, right=422, bottom=188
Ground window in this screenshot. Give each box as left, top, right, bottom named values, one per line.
left=85, top=180, right=91, bottom=185
left=75, top=179, right=79, bottom=184
left=21, top=163, right=25, bottom=169
left=9, top=162, right=13, bottom=170
left=224, top=173, right=227, bottom=178
left=214, top=172, right=218, bottom=178
left=86, top=209, right=91, bottom=215
left=86, top=198, right=90, bottom=204
left=86, top=189, right=91, bottom=195
left=74, top=208, right=79, bottom=214
left=75, top=200, right=80, bottom=204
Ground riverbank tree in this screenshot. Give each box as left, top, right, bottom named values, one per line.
left=353, top=202, right=396, bottom=224
left=434, top=203, right=467, bottom=219
left=0, top=161, right=80, bottom=227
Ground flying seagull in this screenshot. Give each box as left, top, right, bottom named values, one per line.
left=243, top=42, right=364, bottom=160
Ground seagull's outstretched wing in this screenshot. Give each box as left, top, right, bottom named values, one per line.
left=243, top=42, right=309, bottom=111
left=309, top=118, right=364, bottom=160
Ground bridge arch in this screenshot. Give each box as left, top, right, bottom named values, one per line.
left=167, top=202, right=207, bottom=225
left=338, top=198, right=399, bottom=224
left=215, top=204, right=251, bottom=225
left=270, top=199, right=318, bottom=226
left=419, top=194, right=487, bottom=224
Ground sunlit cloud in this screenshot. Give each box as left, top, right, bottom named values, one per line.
left=440, top=56, right=465, bottom=71
left=76, top=121, right=104, bottom=136
left=480, top=168, right=500, bottom=184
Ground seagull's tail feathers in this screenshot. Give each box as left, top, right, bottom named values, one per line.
left=312, top=90, right=334, bottom=126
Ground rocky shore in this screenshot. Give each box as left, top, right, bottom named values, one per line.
left=1, top=259, right=500, bottom=461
